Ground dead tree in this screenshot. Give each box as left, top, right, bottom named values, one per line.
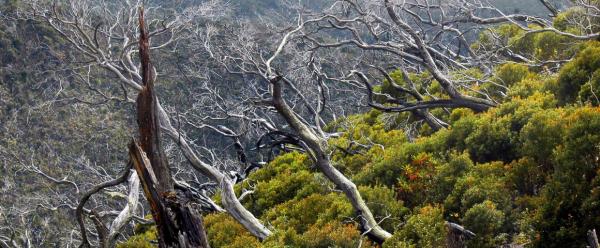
left=127, top=8, right=210, bottom=248
left=539, top=0, right=559, bottom=17
left=22, top=0, right=272, bottom=241
left=213, top=0, right=599, bottom=243
left=269, top=75, right=393, bottom=242
left=285, top=0, right=599, bottom=127
left=75, top=162, right=141, bottom=248
left=214, top=15, right=394, bottom=242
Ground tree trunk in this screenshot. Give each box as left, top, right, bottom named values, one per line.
left=129, top=142, right=210, bottom=248
left=136, top=7, right=173, bottom=194
left=130, top=8, right=210, bottom=248
left=220, top=178, right=272, bottom=240
left=157, top=103, right=272, bottom=240
left=539, top=0, right=559, bottom=17
left=270, top=78, right=392, bottom=243
left=445, top=222, right=476, bottom=248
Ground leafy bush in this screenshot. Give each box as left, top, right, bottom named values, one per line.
left=382, top=205, right=447, bottom=248
left=127, top=16, right=600, bottom=248
left=116, top=226, right=157, bottom=248
left=494, top=63, right=530, bottom=87
left=556, top=42, right=600, bottom=105
left=462, top=201, right=507, bottom=247
left=204, top=213, right=261, bottom=248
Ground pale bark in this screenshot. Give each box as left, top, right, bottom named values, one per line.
left=158, top=104, right=272, bottom=240
left=271, top=78, right=392, bottom=242
left=76, top=163, right=133, bottom=248
left=105, top=171, right=140, bottom=248
left=220, top=180, right=272, bottom=240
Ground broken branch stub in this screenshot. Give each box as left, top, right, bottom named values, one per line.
left=129, top=141, right=210, bottom=248
left=130, top=7, right=210, bottom=248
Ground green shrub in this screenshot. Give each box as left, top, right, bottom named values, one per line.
left=261, top=193, right=353, bottom=233
left=359, top=185, right=409, bottom=231
left=116, top=226, right=157, bottom=248
left=556, top=42, right=600, bottom=105
left=495, top=63, right=530, bottom=87
left=204, top=213, right=260, bottom=248
left=462, top=201, right=507, bottom=247
left=383, top=205, right=447, bottom=248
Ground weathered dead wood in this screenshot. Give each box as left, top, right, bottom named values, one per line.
left=132, top=7, right=210, bottom=248
left=137, top=7, right=173, bottom=193
left=76, top=162, right=132, bottom=248
left=129, top=141, right=210, bottom=248
left=539, top=0, right=559, bottom=17
left=270, top=77, right=392, bottom=243
left=589, top=229, right=600, bottom=248
left=446, top=221, right=476, bottom=248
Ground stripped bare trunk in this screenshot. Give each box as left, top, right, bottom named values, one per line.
left=270, top=78, right=392, bottom=243
left=129, top=8, right=210, bottom=248
left=445, top=222, right=476, bottom=248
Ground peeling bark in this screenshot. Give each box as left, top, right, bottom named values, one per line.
left=131, top=8, right=210, bottom=248
left=137, top=7, right=173, bottom=193
left=129, top=141, right=210, bottom=248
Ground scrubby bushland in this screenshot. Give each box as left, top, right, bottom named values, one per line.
left=122, top=40, right=600, bottom=247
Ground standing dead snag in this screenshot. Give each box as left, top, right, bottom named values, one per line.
left=131, top=8, right=209, bottom=248
left=129, top=142, right=209, bottom=248
left=137, top=7, right=173, bottom=194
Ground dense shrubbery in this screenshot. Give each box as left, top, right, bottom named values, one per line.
left=557, top=42, right=600, bottom=105
left=201, top=42, right=599, bottom=248
left=120, top=15, right=600, bottom=248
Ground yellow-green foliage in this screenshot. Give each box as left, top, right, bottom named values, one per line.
left=204, top=151, right=398, bottom=248
left=116, top=226, right=157, bottom=248
left=261, top=193, right=353, bottom=233
left=557, top=41, right=600, bottom=105
left=474, top=22, right=580, bottom=62
left=125, top=13, right=600, bottom=248
left=553, top=5, right=600, bottom=34
left=200, top=88, right=600, bottom=247
left=241, top=152, right=325, bottom=216
left=494, top=63, right=531, bottom=87
left=553, top=7, right=586, bottom=32
left=262, top=223, right=378, bottom=248
left=531, top=107, right=600, bottom=245
left=359, top=185, right=409, bottom=231
left=382, top=205, right=447, bottom=248
left=300, top=222, right=368, bottom=248
left=329, top=110, right=407, bottom=176
left=205, top=191, right=380, bottom=248
left=462, top=201, right=506, bottom=247
left=379, top=70, right=436, bottom=100
left=204, top=213, right=261, bottom=248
